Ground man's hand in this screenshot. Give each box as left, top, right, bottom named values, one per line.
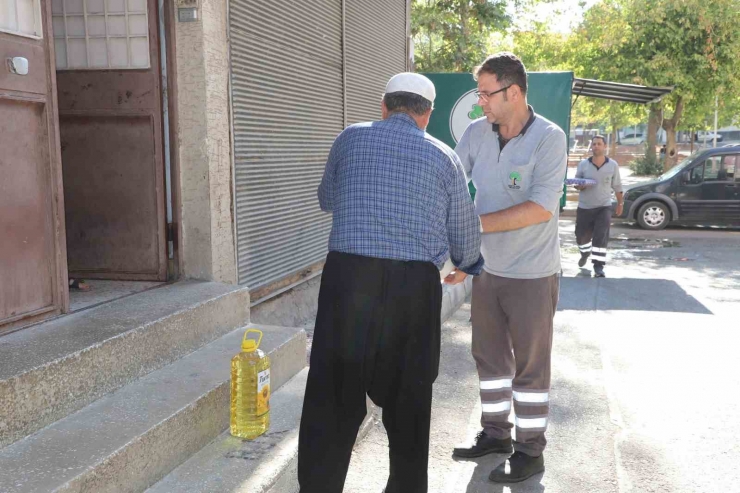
left=616, top=203, right=624, bottom=217
left=443, top=270, right=468, bottom=285
left=574, top=185, right=586, bottom=191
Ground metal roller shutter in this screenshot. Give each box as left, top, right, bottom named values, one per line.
left=345, top=0, right=409, bottom=125
left=229, top=0, right=343, bottom=289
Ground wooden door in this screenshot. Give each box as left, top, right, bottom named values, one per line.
left=54, top=0, right=166, bottom=280
left=0, top=0, right=68, bottom=333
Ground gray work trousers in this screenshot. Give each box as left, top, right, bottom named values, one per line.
left=471, top=271, right=559, bottom=457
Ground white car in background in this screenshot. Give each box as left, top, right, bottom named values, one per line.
left=695, top=131, right=723, bottom=143
left=619, top=133, right=645, bottom=145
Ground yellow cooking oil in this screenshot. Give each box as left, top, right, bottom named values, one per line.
left=230, top=328, right=271, bottom=439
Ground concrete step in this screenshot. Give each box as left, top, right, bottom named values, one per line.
left=147, top=369, right=378, bottom=493
left=146, top=368, right=309, bottom=493
left=0, top=281, right=250, bottom=448
left=146, top=279, right=473, bottom=493
left=0, top=324, right=306, bottom=493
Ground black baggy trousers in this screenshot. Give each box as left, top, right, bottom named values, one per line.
left=298, top=251, right=442, bottom=493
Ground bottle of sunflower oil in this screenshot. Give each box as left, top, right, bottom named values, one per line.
left=230, top=328, right=271, bottom=439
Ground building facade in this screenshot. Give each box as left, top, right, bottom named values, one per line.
left=0, top=0, right=411, bottom=334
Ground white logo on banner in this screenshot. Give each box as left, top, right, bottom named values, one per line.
left=449, top=89, right=484, bottom=144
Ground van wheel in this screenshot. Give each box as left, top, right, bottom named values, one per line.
left=636, top=201, right=670, bottom=230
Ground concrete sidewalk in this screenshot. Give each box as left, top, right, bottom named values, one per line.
left=342, top=219, right=740, bottom=493
left=343, top=302, right=618, bottom=493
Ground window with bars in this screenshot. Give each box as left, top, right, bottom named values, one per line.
left=0, top=0, right=43, bottom=38
left=52, top=0, right=149, bottom=70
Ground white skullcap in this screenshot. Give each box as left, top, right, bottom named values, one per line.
left=385, top=72, right=436, bottom=104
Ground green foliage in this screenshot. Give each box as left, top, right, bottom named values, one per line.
left=620, top=0, right=740, bottom=165
left=629, top=154, right=664, bottom=176
left=623, top=0, right=740, bottom=94
left=411, top=0, right=740, bottom=157
left=411, top=0, right=512, bottom=73
left=511, top=22, right=572, bottom=72
left=517, top=0, right=740, bottom=165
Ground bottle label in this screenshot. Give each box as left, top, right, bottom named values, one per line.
left=256, top=368, right=270, bottom=416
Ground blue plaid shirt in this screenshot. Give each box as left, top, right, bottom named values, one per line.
left=318, top=113, right=484, bottom=275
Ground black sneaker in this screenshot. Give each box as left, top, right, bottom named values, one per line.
left=594, top=264, right=606, bottom=278
left=578, top=252, right=590, bottom=267
left=489, top=451, right=545, bottom=483
left=452, top=431, right=513, bottom=458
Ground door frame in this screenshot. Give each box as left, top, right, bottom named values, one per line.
left=162, top=0, right=181, bottom=281
left=0, top=0, right=68, bottom=336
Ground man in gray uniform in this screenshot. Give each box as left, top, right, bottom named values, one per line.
left=574, top=135, right=623, bottom=277
left=445, top=53, right=566, bottom=484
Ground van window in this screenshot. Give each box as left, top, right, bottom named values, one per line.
left=722, top=155, right=737, bottom=180
left=689, top=164, right=705, bottom=184
left=704, top=155, right=737, bottom=182
left=703, top=157, right=722, bottom=180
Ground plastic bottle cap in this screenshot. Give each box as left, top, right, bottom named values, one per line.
left=242, top=328, right=263, bottom=352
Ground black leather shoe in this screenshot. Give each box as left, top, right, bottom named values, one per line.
left=489, top=451, right=545, bottom=483
left=578, top=252, right=590, bottom=267
left=594, top=264, right=606, bottom=277
left=452, top=431, right=513, bottom=458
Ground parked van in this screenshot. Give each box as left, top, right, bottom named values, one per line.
left=616, top=145, right=740, bottom=229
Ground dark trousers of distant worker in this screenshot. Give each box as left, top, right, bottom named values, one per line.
left=471, top=272, right=559, bottom=457
left=575, top=206, right=612, bottom=266
left=298, top=251, right=442, bottom=493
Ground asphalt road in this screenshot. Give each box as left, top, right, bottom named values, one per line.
left=342, top=218, right=740, bottom=493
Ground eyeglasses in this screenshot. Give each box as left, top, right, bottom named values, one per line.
left=475, top=85, right=511, bottom=101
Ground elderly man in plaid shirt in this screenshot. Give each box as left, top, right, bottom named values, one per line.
left=298, top=73, right=483, bottom=493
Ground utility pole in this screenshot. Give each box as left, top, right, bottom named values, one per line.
left=713, top=94, right=719, bottom=148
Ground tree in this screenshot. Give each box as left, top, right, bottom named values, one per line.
left=546, top=1, right=637, bottom=150
left=494, top=1, right=644, bottom=152
left=681, top=78, right=740, bottom=136
left=561, top=0, right=740, bottom=168
left=412, top=0, right=740, bottom=171
left=510, top=20, right=570, bottom=70
left=618, top=0, right=740, bottom=168
left=411, top=0, right=511, bottom=73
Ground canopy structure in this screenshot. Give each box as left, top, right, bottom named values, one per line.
left=572, top=78, right=674, bottom=105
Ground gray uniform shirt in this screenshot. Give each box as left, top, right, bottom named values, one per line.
left=575, top=157, right=623, bottom=209
left=455, top=112, right=567, bottom=279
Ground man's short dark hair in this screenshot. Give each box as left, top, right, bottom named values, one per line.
left=383, top=91, right=433, bottom=117
left=474, top=52, right=528, bottom=95
left=592, top=135, right=607, bottom=145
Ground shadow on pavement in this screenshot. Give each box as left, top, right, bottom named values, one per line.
left=559, top=277, right=712, bottom=314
